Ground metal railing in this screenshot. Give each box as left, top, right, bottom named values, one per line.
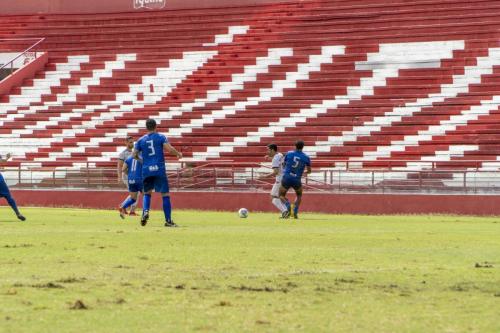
left=2, top=160, right=500, bottom=194
left=0, top=38, right=45, bottom=78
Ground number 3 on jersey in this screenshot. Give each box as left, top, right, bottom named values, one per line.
left=146, top=140, right=156, bottom=156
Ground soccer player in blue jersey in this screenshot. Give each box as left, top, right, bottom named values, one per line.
left=280, top=140, right=311, bottom=219
left=0, top=153, right=26, bottom=221
left=118, top=155, right=143, bottom=219
left=134, top=119, right=182, bottom=227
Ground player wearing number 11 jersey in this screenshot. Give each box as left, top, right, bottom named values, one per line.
left=134, top=119, right=183, bottom=227
left=118, top=155, right=143, bottom=219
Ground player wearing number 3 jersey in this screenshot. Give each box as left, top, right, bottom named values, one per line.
left=134, top=119, right=183, bottom=227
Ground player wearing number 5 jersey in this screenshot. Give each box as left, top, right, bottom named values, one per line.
left=280, top=140, right=311, bottom=219
left=134, top=119, right=183, bottom=227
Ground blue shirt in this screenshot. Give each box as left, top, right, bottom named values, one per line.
left=135, top=132, right=168, bottom=177
left=283, top=150, right=311, bottom=180
left=124, top=156, right=143, bottom=184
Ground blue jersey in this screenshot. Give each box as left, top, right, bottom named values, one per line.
left=283, top=150, right=311, bottom=180
left=135, top=132, right=168, bottom=178
left=124, top=156, right=143, bottom=184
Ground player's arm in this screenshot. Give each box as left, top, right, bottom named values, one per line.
left=163, top=143, right=182, bottom=159
left=117, top=158, right=124, bottom=183
left=305, top=157, right=312, bottom=175
left=0, top=153, right=12, bottom=163
left=122, top=162, right=129, bottom=181
left=132, top=149, right=143, bottom=163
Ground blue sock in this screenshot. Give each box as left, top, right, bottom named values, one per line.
left=121, top=197, right=136, bottom=210
left=143, top=194, right=151, bottom=212
left=5, top=195, right=20, bottom=215
left=162, top=196, right=172, bottom=221
left=293, top=203, right=299, bottom=215
left=284, top=199, right=291, bottom=210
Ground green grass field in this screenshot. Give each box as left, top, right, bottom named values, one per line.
left=1, top=207, right=499, bottom=333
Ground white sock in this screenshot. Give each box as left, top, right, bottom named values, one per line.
left=272, top=198, right=286, bottom=213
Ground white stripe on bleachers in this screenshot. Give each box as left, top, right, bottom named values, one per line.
left=0, top=54, right=137, bottom=129
left=360, top=95, right=500, bottom=161
left=188, top=40, right=464, bottom=161
left=0, top=55, right=90, bottom=114
left=203, top=26, right=250, bottom=47
left=97, top=47, right=294, bottom=161
left=323, top=47, right=500, bottom=161
left=28, top=26, right=250, bottom=161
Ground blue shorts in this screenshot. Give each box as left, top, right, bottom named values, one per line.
left=128, top=182, right=143, bottom=193
left=281, top=176, right=302, bottom=191
left=143, top=175, right=169, bottom=193
left=0, top=174, right=11, bottom=197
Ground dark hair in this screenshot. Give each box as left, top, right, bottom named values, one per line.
left=126, top=136, right=134, bottom=141
left=295, top=140, right=305, bottom=150
left=146, top=118, right=157, bottom=131
left=267, top=143, right=278, bottom=152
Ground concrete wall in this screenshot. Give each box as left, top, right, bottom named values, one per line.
left=4, top=190, right=500, bottom=216
left=0, top=52, right=48, bottom=96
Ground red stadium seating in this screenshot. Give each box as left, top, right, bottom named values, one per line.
left=1, top=0, right=500, bottom=189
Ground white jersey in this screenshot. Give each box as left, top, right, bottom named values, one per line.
left=118, top=148, right=133, bottom=162
left=271, top=152, right=284, bottom=183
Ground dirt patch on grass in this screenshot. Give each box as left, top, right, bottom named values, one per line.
left=14, top=282, right=64, bottom=289
left=57, top=277, right=87, bottom=284
left=216, top=300, right=231, bottom=307
left=475, top=262, right=494, bottom=268
left=32, top=282, right=65, bottom=289
left=230, top=285, right=290, bottom=293
left=69, top=300, right=88, bottom=310
left=3, top=244, right=33, bottom=248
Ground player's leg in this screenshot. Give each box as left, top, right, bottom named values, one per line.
left=0, top=175, right=25, bottom=221
left=271, top=182, right=287, bottom=215
left=132, top=191, right=142, bottom=215
left=119, top=188, right=139, bottom=219
left=157, top=175, right=177, bottom=227
left=141, top=177, right=154, bottom=226
left=292, top=185, right=303, bottom=219
left=129, top=195, right=138, bottom=216
left=278, top=184, right=291, bottom=219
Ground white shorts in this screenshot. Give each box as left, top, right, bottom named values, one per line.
left=271, top=182, right=281, bottom=197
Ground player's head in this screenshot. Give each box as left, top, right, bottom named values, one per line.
left=267, top=143, right=278, bottom=157
left=295, top=140, right=305, bottom=151
left=146, top=118, right=157, bottom=132
left=125, top=136, right=134, bottom=149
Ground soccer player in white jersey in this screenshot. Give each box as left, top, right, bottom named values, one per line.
left=117, top=136, right=139, bottom=215
left=266, top=144, right=290, bottom=218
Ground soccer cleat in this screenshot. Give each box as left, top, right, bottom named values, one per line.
left=140, top=210, right=149, bottom=226
left=165, top=220, right=178, bottom=228
left=280, top=211, right=290, bottom=219
left=17, top=214, right=26, bottom=221
left=129, top=211, right=138, bottom=216
left=118, top=207, right=127, bottom=219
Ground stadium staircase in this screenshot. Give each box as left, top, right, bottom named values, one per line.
left=1, top=0, right=500, bottom=190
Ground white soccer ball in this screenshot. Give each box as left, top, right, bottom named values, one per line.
left=238, top=208, right=249, bottom=218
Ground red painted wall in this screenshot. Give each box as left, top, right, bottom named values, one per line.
left=1, top=0, right=285, bottom=15
left=3, top=190, right=500, bottom=216
left=0, top=52, right=48, bottom=96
